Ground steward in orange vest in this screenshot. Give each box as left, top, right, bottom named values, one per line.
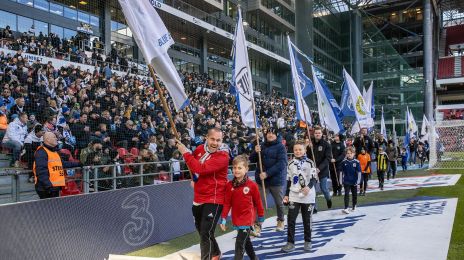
left=33, top=133, right=81, bottom=199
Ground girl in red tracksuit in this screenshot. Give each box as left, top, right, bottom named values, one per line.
left=220, top=155, right=264, bottom=260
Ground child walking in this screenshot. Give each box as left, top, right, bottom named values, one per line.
left=401, top=147, right=408, bottom=172
left=340, top=147, right=361, bottom=214
left=220, top=155, right=264, bottom=260
left=281, top=140, right=318, bottom=253
left=357, top=148, right=371, bottom=196
left=376, top=147, right=388, bottom=190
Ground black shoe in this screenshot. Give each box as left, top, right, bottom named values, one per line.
left=327, top=200, right=332, bottom=209
left=313, top=208, right=318, bottom=214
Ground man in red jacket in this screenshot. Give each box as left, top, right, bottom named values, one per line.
left=176, top=127, right=229, bottom=260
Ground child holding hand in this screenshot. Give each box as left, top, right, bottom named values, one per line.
left=220, top=155, right=264, bottom=260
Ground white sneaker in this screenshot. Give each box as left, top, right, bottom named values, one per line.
left=342, top=209, right=350, bottom=214
left=276, top=220, right=285, bottom=232
left=352, top=206, right=357, bottom=212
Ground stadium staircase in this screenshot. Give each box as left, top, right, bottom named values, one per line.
left=455, top=56, right=462, bottom=76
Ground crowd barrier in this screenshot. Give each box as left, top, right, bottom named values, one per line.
left=0, top=180, right=195, bottom=260
left=0, top=159, right=281, bottom=260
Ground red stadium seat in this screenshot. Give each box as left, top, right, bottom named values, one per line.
left=60, top=181, right=81, bottom=196
left=117, top=148, right=128, bottom=158
left=129, top=147, right=139, bottom=156
left=60, top=149, right=80, bottom=162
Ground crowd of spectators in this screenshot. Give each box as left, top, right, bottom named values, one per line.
left=1, top=24, right=424, bottom=188
left=0, top=32, right=308, bottom=181
left=1, top=25, right=138, bottom=73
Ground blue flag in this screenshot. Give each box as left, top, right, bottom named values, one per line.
left=312, top=66, right=345, bottom=134
left=339, top=80, right=356, bottom=118
left=287, top=36, right=313, bottom=124
left=292, top=45, right=315, bottom=97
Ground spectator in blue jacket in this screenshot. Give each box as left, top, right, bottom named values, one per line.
left=340, top=147, right=361, bottom=214
left=250, top=126, right=287, bottom=233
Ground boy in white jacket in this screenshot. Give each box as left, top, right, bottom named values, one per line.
left=281, top=140, right=318, bottom=253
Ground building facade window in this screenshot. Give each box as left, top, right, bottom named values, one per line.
left=34, top=20, right=48, bottom=36
left=49, top=2, right=63, bottom=16
left=34, top=0, right=49, bottom=12
left=50, top=24, right=64, bottom=38
left=0, top=10, right=17, bottom=30
left=17, top=0, right=33, bottom=7
left=64, top=6, right=78, bottom=20
left=17, top=15, right=33, bottom=33
left=64, top=28, right=76, bottom=40
left=78, top=11, right=90, bottom=24
left=90, top=15, right=99, bottom=27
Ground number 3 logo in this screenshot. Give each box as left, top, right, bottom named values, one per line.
left=122, top=191, right=155, bottom=246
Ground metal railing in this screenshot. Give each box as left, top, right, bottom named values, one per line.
left=0, top=153, right=299, bottom=203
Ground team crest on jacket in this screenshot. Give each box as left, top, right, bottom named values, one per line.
left=353, top=163, right=356, bottom=167
left=243, top=187, right=250, bottom=194
left=318, top=146, right=322, bottom=151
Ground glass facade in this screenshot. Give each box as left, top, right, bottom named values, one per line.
left=261, top=0, right=295, bottom=25
left=8, top=0, right=100, bottom=27
left=362, top=5, right=424, bottom=122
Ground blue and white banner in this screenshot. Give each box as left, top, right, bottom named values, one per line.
left=287, top=36, right=313, bottom=125
left=231, top=7, right=258, bottom=128
left=342, top=69, right=370, bottom=128
left=118, top=0, right=189, bottom=111
left=312, top=66, right=344, bottom=134
left=339, top=79, right=355, bottom=118
left=380, top=106, right=387, bottom=138
left=367, top=174, right=460, bottom=193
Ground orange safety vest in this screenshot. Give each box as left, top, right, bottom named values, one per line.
left=357, top=153, right=371, bottom=174
left=33, top=146, right=65, bottom=187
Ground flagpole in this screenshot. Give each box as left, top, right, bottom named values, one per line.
left=148, top=64, right=193, bottom=180
left=321, top=119, right=340, bottom=187
left=251, top=93, right=268, bottom=209
left=300, top=97, right=318, bottom=175
left=235, top=4, right=267, bottom=209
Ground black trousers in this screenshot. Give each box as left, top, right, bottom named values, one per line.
left=329, top=165, right=341, bottom=194
left=387, top=161, right=397, bottom=180
left=377, top=171, right=385, bottom=188
left=287, top=202, right=312, bottom=244
left=344, top=184, right=357, bottom=209
left=37, top=189, right=60, bottom=199
left=235, top=228, right=256, bottom=260
left=192, top=203, right=223, bottom=260
left=360, top=174, right=369, bottom=192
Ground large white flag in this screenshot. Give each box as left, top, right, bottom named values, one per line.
left=380, top=106, right=387, bottom=138
left=312, top=66, right=344, bottom=133
left=342, top=68, right=370, bottom=128
left=421, top=114, right=429, bottom=136
left=408, top=108, right=418, bottom=135
left=364, top=81, right=375, bottom=127
left=231, top=7, right=257, bottom=128
left=288, top=36, right=312, bottom=125
left=118, top=0, right=189, bottom=111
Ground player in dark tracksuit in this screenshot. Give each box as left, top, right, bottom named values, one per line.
left=330, top=133, right=345, bottom=196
